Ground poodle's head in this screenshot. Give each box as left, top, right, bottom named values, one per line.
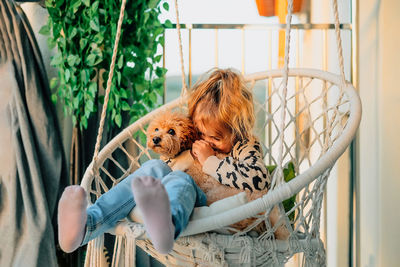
left=146, top=111, right=198, bottom=158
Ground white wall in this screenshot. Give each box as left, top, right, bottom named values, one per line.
left=359, top=0, right=400, bottom=266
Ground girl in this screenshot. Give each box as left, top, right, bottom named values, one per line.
left=57, top=68, right=270, bottom=255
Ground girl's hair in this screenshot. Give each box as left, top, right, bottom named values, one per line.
left=188, top=68, right=255, bottom=142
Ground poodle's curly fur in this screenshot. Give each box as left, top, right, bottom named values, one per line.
left=146, top=111, right=198, bottom=159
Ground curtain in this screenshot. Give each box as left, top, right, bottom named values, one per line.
left=0, top=0, right=67, bottom=266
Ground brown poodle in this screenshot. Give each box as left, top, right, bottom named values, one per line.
left=146, top=111, right=289, bottom=238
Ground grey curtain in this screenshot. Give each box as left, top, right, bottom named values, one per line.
left=0, top=0, right=67, bottom=266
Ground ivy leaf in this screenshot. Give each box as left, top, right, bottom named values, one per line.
left=88, top=82, right=97, bottom=97
left=81, top=116, right=88, bottom=129
left=85, top=54, right=96, bottom=66
left=91, top=1, right=99, bottom=14
left=50, top=53, right=63, bottom=66
left=115, top=114, right=122, bottom=128
left=164, top=19, right=172, bottom=28
left=50, top=77, right=58, bottom=89
left=117, top=71, right=121, bottom=85
left=67, top=55, right=78, bottom=66
left=47, top=37, right=57, bottom=49
left=90, top=17, right=100, bottom=32
left=93, top=33, right=104, bottom=43
left=135, top=83, right=146, bottom=93
left=162, top=2, right=169, bottom=11
left=86, top=99, right=94, bottom=112
left=65, top=68, right=71, bottom=82
left=120, top=88, right=128, bottom=98
left=117, top=54, right=124, bottom=69
left=51, top=93, right=57, bottom=104
left=148, top=0, right=158, bottom=9
left=121, top=101, right=130, bottom=111
left=68, top=27, right=78, bottom=39
left=73, top=97, right=80, bottom=109
left=82, top=0, right=90, bottom=7
left=39, top=24, right=50, bottom=35
left=72, top=0, right=82, bottom=13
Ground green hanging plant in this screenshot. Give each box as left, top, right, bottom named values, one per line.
left=40, top=0, right=171, bottom=129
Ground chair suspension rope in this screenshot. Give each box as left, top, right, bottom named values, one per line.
left=332, top=0, right=346, bottom=86
left=92, top=0, right=127, bottom=167
left=272, top=0, right=294, bottom=189
left=174, top=0, right=188, bottom=97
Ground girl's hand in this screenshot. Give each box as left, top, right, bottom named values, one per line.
left=192, top=140, right=215, bottom=165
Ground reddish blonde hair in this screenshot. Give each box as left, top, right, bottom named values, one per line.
left=188, top=68, right=255, bottom=142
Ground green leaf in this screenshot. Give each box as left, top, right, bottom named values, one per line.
left=154, top=55, right=162, bottom=63
left=162, top=2, right=169, bottom=11
left=39, top=24, right=50, bottom=35
left=68, top=27, right=78, bottom=39
left=117, top=55, right=124, bottom=69
left=73, top=97, right=79, bottom=109
left=148, top=91, right=157, bottom=103
left=86, top=99, right=94, bottom=112
left=82, top=0, right=90, bottom=7
left=65, top=68, right=71, bottom=82
left=148, top=0, right=158, bottom=9
left=50, top=78, right=58, bottom=89
left=120, top=88, right=128, bottom=98
left=85, top=54, right=96, bottom=66
left=121, top=101, right=130, bottom=111
left=80, top=38, right=88, bottom=49
left=115, top=114, right=122, bottom=127
left=72, top=0, right=82, bottom=13
left=135, top=83, right=146, bottom=93
left=50, top=53, right=63, bottom=66
left=51, top=93, right=58, bottom=104
left=93, top=33, right=104, bottom=43
left=91, top=1, right=99, bottom=13
left=67, top=55, right=77, bottom=66
left=47, top=37, right=57, bottom=49
left=117, top=71, right=121, bottom=85
left=90, top=17, right=100, bottom=32
left=81, top=116, right=88, bottom=129
left=164, top=19, right=173, bottom=28
left=88, top=82, right=97, bottom=97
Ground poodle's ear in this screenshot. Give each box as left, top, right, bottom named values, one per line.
left=179, top=117, right=198, bottom=151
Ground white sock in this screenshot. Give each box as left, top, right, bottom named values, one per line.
left=57, top=185, right=87, bottom=253
left=131, top=176, right=175, bottom=254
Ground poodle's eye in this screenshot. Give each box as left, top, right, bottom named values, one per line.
left=168, top=129, right=175, bottom=136
left=155, top=128, right=159, bottom=132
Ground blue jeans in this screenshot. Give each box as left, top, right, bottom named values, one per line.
left=81, top=159, right=207, bottom=245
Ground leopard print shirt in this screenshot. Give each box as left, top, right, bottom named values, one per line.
left=202, top=139, right=271, bottom=192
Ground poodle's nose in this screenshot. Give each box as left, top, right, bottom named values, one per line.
left=153, top=137, right=161, bottom=144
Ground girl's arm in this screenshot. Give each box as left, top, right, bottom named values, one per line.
left=202, top=140, right=271, bottom=192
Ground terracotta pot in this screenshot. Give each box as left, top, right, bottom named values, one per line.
left=255, top=0, right=275, bottom=17
left=255, top=0, right=304, bottom=17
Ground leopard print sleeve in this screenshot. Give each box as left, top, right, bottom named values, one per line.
left=202, top=139, right=271, bottom=192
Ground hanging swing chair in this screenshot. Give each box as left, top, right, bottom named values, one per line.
left=81, top=0, right=361, bottom=266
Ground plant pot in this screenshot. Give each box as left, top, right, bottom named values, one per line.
left=255, top=0, right=275, bottom=17
left=255, top=0, right=304, bottom=17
